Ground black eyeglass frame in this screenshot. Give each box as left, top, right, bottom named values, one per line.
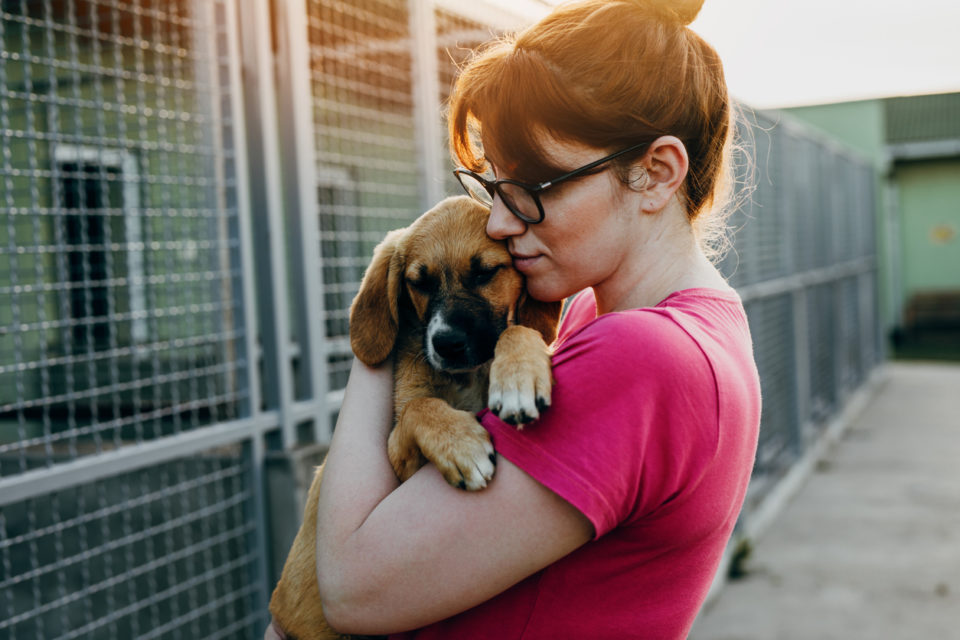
left=453, top=141, right=650, bottom=224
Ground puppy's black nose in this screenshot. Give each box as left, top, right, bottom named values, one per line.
left=432, top=329, right=469, bottom=363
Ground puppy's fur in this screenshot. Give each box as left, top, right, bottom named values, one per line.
left=268, top=197, right=562, bottom=639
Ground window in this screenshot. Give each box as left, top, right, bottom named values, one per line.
left=54, top=146, right=145, bottom=352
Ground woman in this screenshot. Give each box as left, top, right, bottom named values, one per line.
left=314, top=1, right=761, bottom=638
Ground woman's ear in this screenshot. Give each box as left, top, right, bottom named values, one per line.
left=349, top=228, right=406, bottom=365
left=635, top=136, right=689, bottom=214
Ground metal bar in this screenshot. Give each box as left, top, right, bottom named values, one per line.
left=791, top=286, right=811, bottom=451
left=0, top=413, right=279, bottom=507
left=221, top=0, right=263, bottom=421
left=434, top=0, right=545, bottom=29
left=832, top=278, right=846, bottom=404
left=275, top=0, right=332, bottom=443
left=884, top=180, right=904, bottom=330
left=237, top=0, right=297, bottom=444
left=737, top=257, right=876, bottom=303
left=246, top=435, right=273, bottom=628
left=410, top=0, right=445, bottom=209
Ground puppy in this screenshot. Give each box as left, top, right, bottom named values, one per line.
left=267, top=196, right=562, bottom=640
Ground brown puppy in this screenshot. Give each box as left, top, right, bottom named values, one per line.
left=267, top=196, right=562, bottom=640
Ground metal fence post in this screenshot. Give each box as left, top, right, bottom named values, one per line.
left=275, top=0, right=333, bottom=444
left=237, top=0, right=297, bottom=447
left=779, top=126, right=809, bottom=455
left=792, top=288, right=812, bottom=451
left=410, top=0, right=447, bottom=210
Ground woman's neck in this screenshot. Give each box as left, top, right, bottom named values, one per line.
left=593, top=204, right=731, bottom=315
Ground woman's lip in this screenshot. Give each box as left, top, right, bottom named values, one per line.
left=511, top=254, right=541, bottom=271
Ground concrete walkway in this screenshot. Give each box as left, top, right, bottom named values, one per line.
left=689, top=362, right=960, bottom=640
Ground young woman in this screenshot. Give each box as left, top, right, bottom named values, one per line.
left=312, top=1, right=761, bottom=638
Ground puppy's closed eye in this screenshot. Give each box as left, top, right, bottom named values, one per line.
left=407, top=265, right=438, bottom=294
left=469, top=261, right=504, bottom=288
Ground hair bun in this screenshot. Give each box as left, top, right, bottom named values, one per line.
left=631, top=0, right=705, bottom=26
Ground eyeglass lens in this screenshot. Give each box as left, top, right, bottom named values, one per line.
left=456, top=172, right=541, bottom=223
left=456, top=172, right=494, bottom=206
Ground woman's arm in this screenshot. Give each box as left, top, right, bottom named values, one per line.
left=315, top=358, right=593, bottom=635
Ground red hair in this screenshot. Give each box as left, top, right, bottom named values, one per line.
left=448, top=0, right=734, bottom=246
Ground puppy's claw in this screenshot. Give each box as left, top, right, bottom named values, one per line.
left=488, top=326, right=553, bottom=429
left=451, top=450, right=496, bottom=491
left=416, top=410, right=496, bottom=492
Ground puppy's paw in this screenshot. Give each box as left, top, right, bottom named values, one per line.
left=488, top=325, right=553, bottom=428
left=421, top=411, right=496, bottom=491
left=397, top=397, right=496, bottom=491
left=387, top=430, right=427, bottom=483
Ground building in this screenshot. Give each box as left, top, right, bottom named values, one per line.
left=785, top=92, right=960, bottom=353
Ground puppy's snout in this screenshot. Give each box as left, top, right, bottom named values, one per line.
left=425, top=302, right=500, bottom=372
left=431, top=328, right=469, bottom=363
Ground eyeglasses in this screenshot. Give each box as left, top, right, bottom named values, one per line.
left=453, top=142, right=649, bottom=224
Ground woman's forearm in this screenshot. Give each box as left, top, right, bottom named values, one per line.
left=314, top=357, right=398, bottom=606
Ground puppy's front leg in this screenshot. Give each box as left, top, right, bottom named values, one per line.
left=388, top=397, right=496, bottom=491
left=488, top=325, right=553, bottom=427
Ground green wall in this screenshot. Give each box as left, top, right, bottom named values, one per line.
left=786, top=98, right=960, bottom=338
left=894, top=159, right=960, bottom=306
left=785, top=100, right=888, bottom=171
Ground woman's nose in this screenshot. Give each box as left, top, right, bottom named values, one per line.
left=486, top=197, right=527, bottom=240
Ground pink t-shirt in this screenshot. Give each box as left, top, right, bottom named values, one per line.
left=391, top=288, right=761, bottom=640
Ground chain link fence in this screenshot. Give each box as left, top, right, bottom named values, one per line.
left=0, top=1, right=880, bottom=637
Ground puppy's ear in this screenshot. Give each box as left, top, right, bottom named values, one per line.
left=516, top=293, right=563, bottom=346
left=350, top=228, right=406, bottom=365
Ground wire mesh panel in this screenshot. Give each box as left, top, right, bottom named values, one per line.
left=744, top=293, right=798, bottom=473
left=730, top=109, right=880, bottom=483
left=0, top=0, right=248, bottom=476
left=721, top=111, right=779, bottom=287
left=435, top=7, right=492, bottom=197
left=838, top=275, right=862, bottom=391
left=0, top=1, right=265, bottom=637
left=855, top=164, right=877, bottom=259
left=307, top=0, right=423, bottom=393
left=805, top=281, right=839, bottom=426
left=0, top=446, right=262, bottom=640
left=778, top=128, right=821, bottom=274
left=751, top=120, right=789, bottom=282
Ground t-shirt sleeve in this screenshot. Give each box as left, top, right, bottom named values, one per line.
left=481, top=305, right=720, bottom=539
